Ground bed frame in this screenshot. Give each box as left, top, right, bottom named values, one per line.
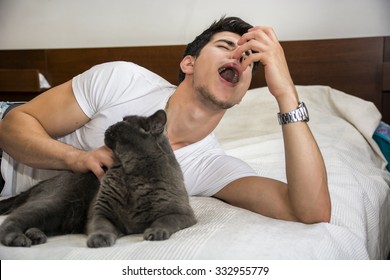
left=1, top=36, right=389, bottom=123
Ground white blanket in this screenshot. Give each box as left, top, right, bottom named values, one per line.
left=1, top=86, right=389, bottom=259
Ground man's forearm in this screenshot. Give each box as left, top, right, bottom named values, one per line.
left=282, top=121, right=330, bottom=223
left=0, top=110, right=76, bottom=171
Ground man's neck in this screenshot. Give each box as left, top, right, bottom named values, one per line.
left=166, top=83, right=225, bottom=150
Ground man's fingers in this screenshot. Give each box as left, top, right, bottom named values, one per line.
left=98, top=145, right=114, bottom=168
left=90, top=164, right=105, bottom=180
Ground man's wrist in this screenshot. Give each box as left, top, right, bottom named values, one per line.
left=277, top=102, right=309, bottom=125
left=64, top=148, right=82, bottom=171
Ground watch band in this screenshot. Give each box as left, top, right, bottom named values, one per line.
left=277, top=102, right=309, bottom=125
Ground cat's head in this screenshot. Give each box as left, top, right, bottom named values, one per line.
left=104, top=110, right=168, bottom=157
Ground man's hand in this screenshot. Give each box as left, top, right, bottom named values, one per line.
left=233, top=26, right=297, bottom=105
left=67, top=146, right=114, bottom=180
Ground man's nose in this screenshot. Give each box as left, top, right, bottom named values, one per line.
left=239, top=50, right=252, bottom=63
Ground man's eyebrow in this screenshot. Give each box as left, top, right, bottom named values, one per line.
left=214, top=39, right=237, bottom=48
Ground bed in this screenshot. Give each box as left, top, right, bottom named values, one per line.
left=0, top=36, right=389, bottom=260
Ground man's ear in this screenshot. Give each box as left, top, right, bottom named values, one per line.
left=180, top=55, right=195, bottom=77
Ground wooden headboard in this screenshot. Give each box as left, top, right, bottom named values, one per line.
left=1, top=36, right=389, bottom=123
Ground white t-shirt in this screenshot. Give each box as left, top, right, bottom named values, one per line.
left=1, top=61, right=256, bottom=196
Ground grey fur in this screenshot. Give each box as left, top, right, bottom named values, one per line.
left=0, top=110, right=196, bottom=248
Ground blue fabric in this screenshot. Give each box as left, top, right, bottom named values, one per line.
left=373, top=121, right=390, bottom=172
left=0, top=101, right=11, bottom=119
left=1, top=102, right=25, bottom=120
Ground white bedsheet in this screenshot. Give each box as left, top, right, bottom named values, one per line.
left=1, top=86, right=389, bottom=259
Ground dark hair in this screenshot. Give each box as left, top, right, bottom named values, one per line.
left=178, top=16, right=259, bottom=82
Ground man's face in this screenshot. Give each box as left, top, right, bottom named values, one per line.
left=191, top=31, right=253, bottom=110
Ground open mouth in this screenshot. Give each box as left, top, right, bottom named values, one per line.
left=218, top=66, right=240, bottom=84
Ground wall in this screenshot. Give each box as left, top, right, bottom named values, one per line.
left=0, top=0, right=389, bottom=50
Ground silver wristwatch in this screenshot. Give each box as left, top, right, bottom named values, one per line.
left=277, top=102, right=309, bottom=125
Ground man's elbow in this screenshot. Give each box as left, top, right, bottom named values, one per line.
left=300, top=181, right=331, bottom=224
left=298, top=206, right=331, bottom=224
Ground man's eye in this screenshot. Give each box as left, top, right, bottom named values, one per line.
left=218, top=45, right=229, bottom=50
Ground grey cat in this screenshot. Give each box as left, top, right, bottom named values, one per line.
left=0, top=110, right=196, bottom=248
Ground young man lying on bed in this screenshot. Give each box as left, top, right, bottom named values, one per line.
left=0, top=16, right=331, bottom=224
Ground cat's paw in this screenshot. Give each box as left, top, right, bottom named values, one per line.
left=87, top=232, right=116, bottom=248
left=143, top=227, right=171, bottom=241
left=25, top=228, right=47, bottom=245
left=1, top=232, right=32, bottom=247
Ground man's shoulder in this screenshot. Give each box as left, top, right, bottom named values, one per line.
left=90, top=61, right=171, bottom=85
left=90, top=61, right=141, bottom=72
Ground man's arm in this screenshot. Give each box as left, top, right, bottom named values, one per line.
left=214, top=26, right=330, bottom=224
left=0, top=80, right=113, bottom=179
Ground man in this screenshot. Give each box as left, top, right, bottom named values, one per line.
left=0, top=17, right=330, bottom=224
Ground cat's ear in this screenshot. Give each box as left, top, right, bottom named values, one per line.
left=148, top=110, right=167, bottom=135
